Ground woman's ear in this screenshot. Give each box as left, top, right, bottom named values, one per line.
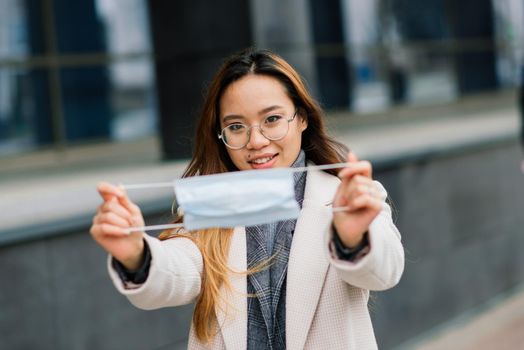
left=296, top=108, right=308, bottom=131
left=300, top=115, right=308, bottom=132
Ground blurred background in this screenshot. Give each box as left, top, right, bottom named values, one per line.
left=1, top=0, right=523, bottom=349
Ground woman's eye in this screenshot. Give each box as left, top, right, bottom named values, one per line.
left=265, top=115, right=283, bottom=124
left=228, top=123, right=246, bottom=132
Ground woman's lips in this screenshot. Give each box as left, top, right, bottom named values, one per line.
left=249, top=154, right=278, bottom=169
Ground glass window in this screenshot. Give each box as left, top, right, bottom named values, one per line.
left=493, top=0, right=524, bottom=86
left=0, top=68, right=52, bottom=156
left=96, top=0, right=152, bottom=55
left=108, top=59, right=157, bottom=141
left=0, top=0, right=29, bottom=59
left=0, top=0, right=157, bottom=157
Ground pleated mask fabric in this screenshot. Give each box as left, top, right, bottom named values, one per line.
left=174, top=168, right=300, bottom=230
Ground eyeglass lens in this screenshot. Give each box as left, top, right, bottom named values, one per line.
left=222, top=114, right=291, bottom=149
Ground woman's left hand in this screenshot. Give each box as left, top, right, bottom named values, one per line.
left=332, top=152, right=383, bottom=248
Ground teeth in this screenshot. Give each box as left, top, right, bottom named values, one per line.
left=252, top=156, right=273, bottom=164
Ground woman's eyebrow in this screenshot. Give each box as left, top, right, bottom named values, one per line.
left=222, top=105, right=286, bottom=123
left=222, top=114, right=244, bottom=123
left=258, top=105, right=284, bottom=115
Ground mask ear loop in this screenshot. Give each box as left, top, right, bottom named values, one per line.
left=171, top=199, right=176, bottom=218
left=171, top=196, right=185, bottom=220
left=123, top=195, right=185, bottom=234
left=122, top=162, right=376, bottom=232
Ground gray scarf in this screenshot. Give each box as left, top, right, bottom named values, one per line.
left=246, top=150, right=307, bottom=350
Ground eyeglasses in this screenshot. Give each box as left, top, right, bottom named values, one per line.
left=218, top=110, right=298, bottom=149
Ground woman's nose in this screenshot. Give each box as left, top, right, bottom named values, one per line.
left=246, top=126, right=270, bottom=149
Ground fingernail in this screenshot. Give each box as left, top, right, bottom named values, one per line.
left=116, top=183, right=126, bottom=196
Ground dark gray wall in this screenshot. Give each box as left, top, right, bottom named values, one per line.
left=2, top=141, right=523, bottom=349
left=0, top=217, right=193, bottom=350
left=372, top=140, right=524, bottom=348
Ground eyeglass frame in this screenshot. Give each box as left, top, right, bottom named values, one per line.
left=217, top=109, right=299, bottom=150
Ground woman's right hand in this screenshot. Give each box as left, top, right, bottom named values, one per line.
left=90, top=182, right=146, bottom=270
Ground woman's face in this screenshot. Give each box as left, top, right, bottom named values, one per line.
left=219, top=74, right=307, bottom=171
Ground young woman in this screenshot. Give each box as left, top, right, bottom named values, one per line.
left=90, top=48, right=404, bottom=349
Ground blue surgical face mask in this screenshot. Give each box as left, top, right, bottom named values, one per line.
left=174, top=168, right=299, bottom=230
left=123, top=162, right=350, bottom=233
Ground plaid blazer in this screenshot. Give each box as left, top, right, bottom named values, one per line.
left=245, top=152, right=306, bottom=349
left=108, top=168, right=405, bottom=349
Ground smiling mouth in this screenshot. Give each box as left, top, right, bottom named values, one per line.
left=249, top=154, right=277, bottom=164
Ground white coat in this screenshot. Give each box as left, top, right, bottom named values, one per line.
left=108, top=168, right=404, bottom=349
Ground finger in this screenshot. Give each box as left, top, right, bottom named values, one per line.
left=347, top=193, right=383, bottom=212
left=116, top=185, right=142, bottom=216
left=336, top=151, right=356, bottom=179
left=100, top=199, right=133, bottom=221
left=352, top=174, right=372, bottom=185
left=337, top=178, right=357, bottom=206
left=95, top=204, right=103, bottom=217
left=92, top=213, right=101, bottom=225
left=338, top=160, right=372, bottom=180
left=97, top=182, right=125, bottom=202
left=336, top=174, right=372, bottom=210
left=338, top=161, right=372, bottom=179
left=341, top=175, right=371, bottom=197
left=98, top=212, right=132, bottom=228
left=90, top=223, right=129, bottom=237
left=348, top=151, right=359, bottom=163
left=333, top=175, right=350, bottom=208
left=336, top=152, right=356, bottom=179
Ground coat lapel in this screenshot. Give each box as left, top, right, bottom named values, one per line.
left=216, top=227, right=247, bottom=350
left=215, top=168, right=340, bottom=349
left=286, top=169, right=340, bottom=349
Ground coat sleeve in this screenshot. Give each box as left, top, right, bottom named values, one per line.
left=107, top=233, right=203, bottom=309
left=325, top=181, right=405, bottom=291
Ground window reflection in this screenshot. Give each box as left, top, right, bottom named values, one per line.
left=0, top=0, right=523, bottom=158
left=0, top=0, right=157, bottom=156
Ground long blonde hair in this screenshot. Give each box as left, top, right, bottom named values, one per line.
left=160, top=48, right=348, bottom=343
